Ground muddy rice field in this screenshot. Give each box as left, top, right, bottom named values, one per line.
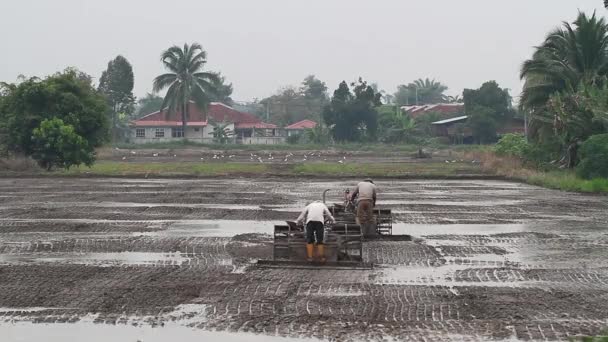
left=0, top=177, right=607, bottom=341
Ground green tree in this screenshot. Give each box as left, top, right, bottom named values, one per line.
left=0, top=68, right=109, bottom=156
left=210, top=73, right=234, bottom=106
left=152, top=43, right=219, bottom=139
left=322, top=79, right=381, bottom=142
left=463, top=81, right=513, bottom=144
left=467, top=105, right=497, bottom=144
left=520, top=12, right=608, bottom=141
left=394, top=78, right=448, bottom=106
left=301, top=75, right=328, bottom=102
left=135, top=93, right=164, bottom=117
left=98, top=55, right=135, bottom=141
left=31, top=118, right=94, bottom=170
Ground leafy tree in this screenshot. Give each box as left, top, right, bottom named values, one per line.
left=153, top=43, right=219, bottom=139
left=322, top=79, right=381, bottom=142
left=393, top=78, right=448, bottom=106
left=467, top=105, right=497, bottom=144
left=577, top=133, right=608, bottom=179
left=31, top=118, right=94, bottom=170
left=463, top=81, right=513, bottom=143
left=210, top=73, right=234, bottom=106
left=259, top=75, right=328, bottom=125
left=261, top=86, right=305, bottom=125
left=135, top=93, right=164, bottom=117
left=98, top=55, right=135, bottom=141
left=0, top=68, right=109, bottom=156
left=520, top=12, right=608, bottom=142
left=301, top=75, right=328, bottom=102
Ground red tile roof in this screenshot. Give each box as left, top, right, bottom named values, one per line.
left=235, top=122, right=278, bottom=129
left=285, top=119, right=317, bottom=130
left=132, top=102, right=262, bottom=127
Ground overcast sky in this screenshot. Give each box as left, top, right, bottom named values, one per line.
left=1, top=1, right=606, bottom=102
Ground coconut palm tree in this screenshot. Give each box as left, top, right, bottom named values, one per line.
left=520, top=12, right=608, bottom=139
left=152, top=43, right=218, bottom=139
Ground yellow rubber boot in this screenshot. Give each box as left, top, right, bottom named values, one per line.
left=306, top=243, right=314, bottom=262
left=317, top=244, right=326, bottom=263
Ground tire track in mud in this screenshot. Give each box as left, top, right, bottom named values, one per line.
left=1, top=178, right=608, bottom=341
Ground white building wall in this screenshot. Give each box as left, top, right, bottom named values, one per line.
left=131, top=123, right=240, bottom=144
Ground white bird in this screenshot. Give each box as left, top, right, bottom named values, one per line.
left=130, top=151, right=136, bottom=155
left=173, top=154, right=177, bottom=157
left=258, top=157, right=264, bottom=163
left=200, top=158, right=205, bottom=160
left=153, top=153, right=158, bottom=157
left=122, top=156, right=126, bottom=160
left=338, top=160, right=344, bottom=164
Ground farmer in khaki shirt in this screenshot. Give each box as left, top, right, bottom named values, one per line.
left=350, top=178, right=377, bottom=236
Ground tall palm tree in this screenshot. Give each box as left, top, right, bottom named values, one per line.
left=153, top=43, right=218, bottom=139
left=520, top=12, right=608, bottom=139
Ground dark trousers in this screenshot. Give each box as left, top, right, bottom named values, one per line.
left=306, top=221, right=324, bottom=244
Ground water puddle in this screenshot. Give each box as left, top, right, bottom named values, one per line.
left=136, top=220, right=279, bottom=238
left=0, top=322, right=319, bottom=342
left=395, top=223, right=526, bottom=237
left=0, top=252, right=233, bottom=267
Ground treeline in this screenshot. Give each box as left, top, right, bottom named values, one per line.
left=497, top=12, right=608, bottom=179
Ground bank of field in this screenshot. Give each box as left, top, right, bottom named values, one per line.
left=60, top=161, right=483, bottom=178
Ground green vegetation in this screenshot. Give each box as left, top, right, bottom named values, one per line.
left=52, top=160, right=481, bottom=178
left=464, top=81, right=514, bottom=144
left=322, top=79, right=381, bottom=142
left=63, top=162, right=270, bottom=176
left=98, top=55, right=135, bottom=141
left=577, top=133, right=608, bottom=179
left=31, top=118, right=94, bottom=170
left=0, top=68, right=109, bottom=169
left=393, top=78, right=448, bottom=106
left=520, top=12, right=608, bottom=167
left=292, top=162, right=479, bottom=177
left=152, top=43, right=220, bottom=136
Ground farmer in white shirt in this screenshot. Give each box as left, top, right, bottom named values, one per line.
left=296, top=201, right=336, bottom=262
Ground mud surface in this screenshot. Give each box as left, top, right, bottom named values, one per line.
left=0, top=178, right=607, bottom=341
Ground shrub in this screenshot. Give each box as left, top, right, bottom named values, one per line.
left=495, top=134, right=529, bottom=158
left=31, top=118, right=95, bottom=170
left=577, top=133, right=608, bottom=179
left=286, top=134, right=301, bottom=144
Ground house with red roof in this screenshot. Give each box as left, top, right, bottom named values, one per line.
left=284, top=119, right=317, bottom=137
left=131, top=102, right=285, bottom=144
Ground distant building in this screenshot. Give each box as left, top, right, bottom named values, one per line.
left=131, top=102, right=285, bottom=145
left=284, top=119, right=317, bottom=137
left=431, top=115, right=526, bottom=144
left=401, top=103, right=464, bottom=119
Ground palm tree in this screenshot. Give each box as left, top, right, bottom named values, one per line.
left=153, top=43, right=219, bottom=139
left=520, top=12, right=608, bottom=140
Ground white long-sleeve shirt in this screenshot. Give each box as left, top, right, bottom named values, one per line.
left=296, top=202, right=336, bottom=224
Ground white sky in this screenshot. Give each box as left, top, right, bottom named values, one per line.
left=1, top=0, right=605, bottom=102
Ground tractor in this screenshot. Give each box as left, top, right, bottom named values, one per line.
left=257, top=189, right=393, bottom=269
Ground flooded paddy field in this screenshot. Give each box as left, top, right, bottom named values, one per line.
left=0, top=177, right=607, bottom=341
